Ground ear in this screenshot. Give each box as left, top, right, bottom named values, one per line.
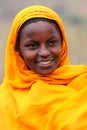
left=14, top=42, right=23, bottom=58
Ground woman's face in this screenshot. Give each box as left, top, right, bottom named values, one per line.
left=18, top=20, right=62, bottom=75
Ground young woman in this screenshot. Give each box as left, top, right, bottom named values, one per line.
left=0, top=5, right=87, bottom=130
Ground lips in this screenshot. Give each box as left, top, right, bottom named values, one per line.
left=36, top=58, right=55, bottom=66
left=39, top=60, right=52, bottom=65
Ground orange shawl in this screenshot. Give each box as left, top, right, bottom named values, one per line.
left=0, top=5, right=87, bottom=130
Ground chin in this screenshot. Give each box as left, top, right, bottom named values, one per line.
left=37, top=70, right=55, bottom=75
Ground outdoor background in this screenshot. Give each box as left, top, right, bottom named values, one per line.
left=0, top=0, right=87, bottom=83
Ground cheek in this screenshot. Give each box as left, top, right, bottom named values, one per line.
left=53, top=46, right=62, bottom=56
left=22, top=51, right=36, bottom=62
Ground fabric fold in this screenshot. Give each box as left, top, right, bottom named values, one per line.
left=0, top=5, right=87, bottom=130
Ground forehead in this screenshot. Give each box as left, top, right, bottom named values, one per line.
left=19, top=21, right=62, bottom=44
left=21, top=21, right=60, bottom=34
left=19, top=18, right=62, bottom=36
left=19, top=18, right=61, bottom=34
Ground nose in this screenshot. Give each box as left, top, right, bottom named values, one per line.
left=38, top=44, right=50, bottom=57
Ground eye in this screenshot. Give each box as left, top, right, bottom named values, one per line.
left=25, top=42, right=39, bottom=50
left=48, top=40, right=58, bottom=47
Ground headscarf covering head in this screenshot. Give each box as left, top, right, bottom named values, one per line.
left=5, top=5, right=69, bottom=88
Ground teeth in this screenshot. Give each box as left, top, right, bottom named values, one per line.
left=39, top=61, right=51, bottom=65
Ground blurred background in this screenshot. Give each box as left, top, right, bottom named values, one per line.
left=0, top=0, right=87, bottom=83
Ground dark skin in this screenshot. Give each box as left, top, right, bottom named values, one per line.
left=16, top=19, right=63, bottom=75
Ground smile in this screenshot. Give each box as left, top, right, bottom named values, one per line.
left=39, top=61, right=52, bottom=65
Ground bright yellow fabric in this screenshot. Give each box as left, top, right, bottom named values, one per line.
left=0, top=5, right=87, bottom=130
left=5, top=5, right=69, bottom=89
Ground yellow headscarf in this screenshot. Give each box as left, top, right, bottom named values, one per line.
left=0, top=5, right=87, bottom=130
left=4, top=5, right=71, bottom=88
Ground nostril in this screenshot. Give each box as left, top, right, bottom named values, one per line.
left=39, top=48, right=50, bottom=57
